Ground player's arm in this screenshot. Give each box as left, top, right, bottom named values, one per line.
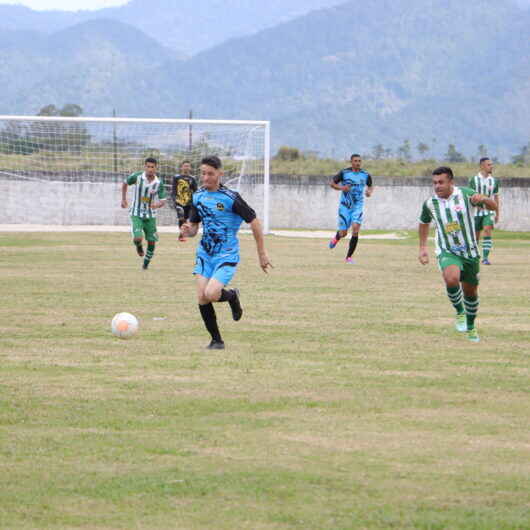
left=470, top=194, right=497, bottom=211
left=418, top=202, right=432, bottom=265
left=494, top=193, right=500, bottom=222
left=233, top=194, right=272, bottom=273
left=181, top=203, right=200, bottom=237
left=330, top=170, right=350, bottom=192
left=121, top=173, right=137, bottom=208
left=171, top=176, right=177, bottom=205
left=152, top=180, right=168, bottom=209
left=249, top=218, right=273, bottom=273
left=365, top=173, right=374, bottom=197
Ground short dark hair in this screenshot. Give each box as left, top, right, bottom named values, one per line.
left=350, top=153, right=361, bottom=159
left=201, top=155, right=222, bottom=169
left=144, top=157, right=158, bottom=165
left=181, top=160, right=191, bottom=166
left=432, top=166, right=454, bottom=179
left=479, top=157, right=490, bottom=165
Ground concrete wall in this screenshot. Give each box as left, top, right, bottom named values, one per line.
left=2, top=176, right=529, bottom=231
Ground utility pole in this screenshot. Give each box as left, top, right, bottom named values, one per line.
left=112, top=108, right=118, bottom=174
left=188, top=109, right=193, bottom=155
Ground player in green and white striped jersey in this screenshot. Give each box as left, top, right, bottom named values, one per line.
left=418, top=166, right=498, bottom=343
left=121, top=157, right=167, bottom=269
left=468, top=157, right=500, bottom=265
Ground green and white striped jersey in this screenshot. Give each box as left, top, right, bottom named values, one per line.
left=419, top=186, right=480, bottom=259
left=125, top=171, right=167, bottom=218
left=468, top=173, right=499, bottom=217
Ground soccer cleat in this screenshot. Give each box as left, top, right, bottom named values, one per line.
left=329, top=238, right=338, bottom=249
left=142, top=262, right=149, bottom=270
left=467, top=328, right=480, bottom=343
left=455, top=313, right=467, bottom=332
left=228, top=288, right=243, bottom=321
left=345, top=257, right=354, bottom=264
left=481, top=258, right=491, bottom=265
left=178, top=235, right=186, bottom=242
left=136, top=244, right=144, bottom=257
left=206, top=340, right=225, bottom=350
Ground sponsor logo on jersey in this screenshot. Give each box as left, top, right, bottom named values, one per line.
left=216, top=202, right=225, bottom=211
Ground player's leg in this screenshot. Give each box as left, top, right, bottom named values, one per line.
left=209, top=259, right=242, bottom=321
left=176, top=204, right=185, bottom=241
left=439, top=252, right=466, bottom=331
left=461, top=259, right=481, bottom=342
left=142, top=218, right=159, bottom=270
left=329, top=206, right=350, bottom=249
left=481, top=217, right=494, bottom=265
left=131, top=216, right=144, bottom=256
left=346, top=210, right=363, bottom=262
left=194, top=256, right=224, bottom=349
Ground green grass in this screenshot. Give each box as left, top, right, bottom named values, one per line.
left=1, top=231, right=529, bottom=529
left=271, top=158, right=530, bottom=178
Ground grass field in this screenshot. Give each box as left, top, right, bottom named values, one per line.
left=1, top=231, right=529, bottom=529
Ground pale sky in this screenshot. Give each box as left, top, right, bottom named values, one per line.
left=1, top=0, right=529, bottom=10
left=1, top=0, right=129, bottom=10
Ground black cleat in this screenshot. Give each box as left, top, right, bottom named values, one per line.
left=142, top=262, right=149, bottom=270
left=206, top=340, right=225, bottom=350
left=136, top=245, right=144, bottom=257
left=228, top=288, right=243, bottom=321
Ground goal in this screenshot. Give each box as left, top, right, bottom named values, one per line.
left=0, top=116, right=271, bottom=232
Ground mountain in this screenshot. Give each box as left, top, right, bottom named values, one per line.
left=0, top=0, right=345, bottom=55
left=0, top=0, right=528, bottom=159
left=0, top=19, right=176, bottom=115
left=150, top=0, right=530, bottom=159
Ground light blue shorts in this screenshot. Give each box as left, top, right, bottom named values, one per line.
left=193, top=253, right=239, bottom=286
left=338, top=204, right=364, bottom=230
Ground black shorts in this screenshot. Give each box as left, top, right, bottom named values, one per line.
left=176, top=203, right=192, bottom=221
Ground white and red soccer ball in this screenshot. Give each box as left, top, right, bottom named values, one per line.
left=111, top=312, right=139, bottom=339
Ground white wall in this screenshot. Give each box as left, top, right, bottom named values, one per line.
left=1, top=178, right=529, bottom=231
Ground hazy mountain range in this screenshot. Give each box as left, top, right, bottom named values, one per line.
left=0, top=0, right=528, bottom=159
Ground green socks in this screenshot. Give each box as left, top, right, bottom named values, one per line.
left=464, top=295, right=479, bottom=331
left=143, top=241, right=155, bottom=267
left=447, top=285, right=464, bottom=314
left=482, top=236, right=492, bottom=259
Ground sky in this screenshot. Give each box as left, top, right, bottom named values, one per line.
left=0, top=0, right=129, bottom=10
left=1, top=0, right=530, bottom=10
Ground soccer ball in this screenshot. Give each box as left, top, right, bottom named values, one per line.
left=111, top=312, right=139, bottom=339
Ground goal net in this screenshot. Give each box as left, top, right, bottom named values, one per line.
left=0, top=116, right=270, bottom=231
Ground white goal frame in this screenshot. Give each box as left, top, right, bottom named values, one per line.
left=0, top=115, right=271, bottom=233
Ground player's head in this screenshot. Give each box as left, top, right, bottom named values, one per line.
left=432, top=166, right=454, bottom=198
left=350, top=154, right=362, bottom=170
left=180, top=160, right=192, bottom=174
left=200, top=156, right=223, bottom=190
left=144, top=157, right=157, bottom=177
left=479, top=157, right=493, bottom=175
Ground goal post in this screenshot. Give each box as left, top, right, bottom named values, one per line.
left=0, top=115, right=271, bottom=232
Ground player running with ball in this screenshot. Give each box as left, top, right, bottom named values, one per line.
left=181, top=156, right=273, bottom=350
left=418, top=166, right=498, bottom=343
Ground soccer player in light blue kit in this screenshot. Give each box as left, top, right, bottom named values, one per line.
left=328, top=154, right=374, bottom=263
left=181, top=156, right=273, bottom=350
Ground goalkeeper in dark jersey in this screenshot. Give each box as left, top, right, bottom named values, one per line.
left=171, top=160, right=198, bottom=242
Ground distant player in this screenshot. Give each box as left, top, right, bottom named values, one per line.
left=418, top=166, right=498, bottom=343
left=468, top=157, right=500, bottom=265
left=181, top=155, right=272, bottom=350
left=171, top=160, right=198, bottom=242
left=121, top=157, right=167, bottom=270
left=328, top=154, right=374, bottom=263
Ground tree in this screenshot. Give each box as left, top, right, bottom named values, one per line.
left=444, top=144, right=466, bottom=163
left=417, top=142, right=429, bottom=159
left=372, top=143, right=385, bottom=160
left=397, top=139, right=412, bottom=162
left=275, top=145, right=300, bottom=161
left=512, top=141, right=530, bottom=166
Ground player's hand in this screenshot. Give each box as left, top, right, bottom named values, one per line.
left=365, top=189, right=372, bottom=197
left=180, top=222, right=191, bottom=237
left=418, top=248, right=429, bottom=265
left=259, top=252, right=273, bottom=273
left=470, top=193, right=485, bottom=206
left=121, top=199, right=128, bottom=209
